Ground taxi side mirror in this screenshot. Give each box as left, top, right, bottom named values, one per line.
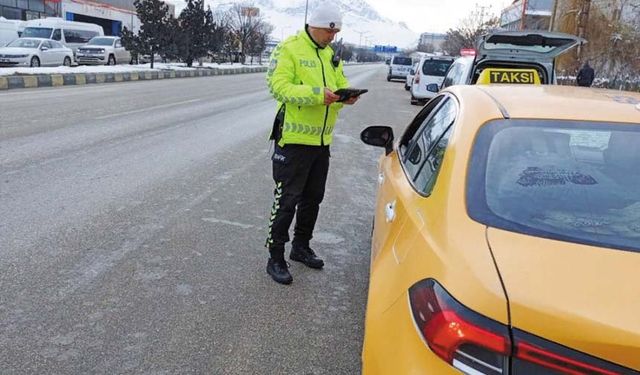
left=361, top=126, right=394, bottom=155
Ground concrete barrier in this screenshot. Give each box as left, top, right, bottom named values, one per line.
left=0, top=66, right=268, bottom=91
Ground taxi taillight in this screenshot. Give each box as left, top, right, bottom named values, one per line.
left=414, top=71, right=420, bottom=84
left=409, top=279, right=634, bottom=374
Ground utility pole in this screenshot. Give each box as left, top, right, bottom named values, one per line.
left=576, top=0, right=591, bottom=59
left=549, top=0, right=558, bottom=31
left=520, top=0, right=528, bottom=30
left=199, top=0, right=205, bottom=66
left=355, top=30, right=369, bottom=48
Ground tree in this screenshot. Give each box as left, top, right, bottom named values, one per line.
left=161, top=15, right=182, bottom=62
left=246, top=21, right=273, bottom=64
left=120, top=26, right=142, bottom=63
left=553, top=0, right=640, bottom=90
left=226, top=3, right=272, bottom=64
left=417, top=43, right=434, bottom=53
left=441, top=6, right=499, bottom=56
left=125, top=0, right=172, bottom=68
left=206, top=13, right=226, bottom=61
left=177, top=0, right=217, bottom=67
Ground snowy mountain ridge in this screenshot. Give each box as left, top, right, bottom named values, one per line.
left=167, top=0, right=420, bottom=49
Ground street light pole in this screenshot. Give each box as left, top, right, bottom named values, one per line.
left=304, top=0, right=309, bottom=26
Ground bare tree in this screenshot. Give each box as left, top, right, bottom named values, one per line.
left=417, top=43, right=435, bottom=53
left=246, top=21, right=274, bottom=65
left=225, top=3, right=272, bottom=64
left=554, top=0, right=640, bottom=90
left=441, top=6, right=499, bottom=56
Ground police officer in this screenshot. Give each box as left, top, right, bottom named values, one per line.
left=264, top=3, right=359, bottom=285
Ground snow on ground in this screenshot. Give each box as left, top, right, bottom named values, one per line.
left=0, top=62, right=263, bottom=76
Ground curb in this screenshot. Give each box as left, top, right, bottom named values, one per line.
left=0, top=66, right=268, bottom=91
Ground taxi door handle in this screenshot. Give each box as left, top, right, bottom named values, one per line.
left=385, top=200, right=396, bottom=223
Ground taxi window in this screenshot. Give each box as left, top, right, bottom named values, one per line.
left=467, top=120, right=640, bottom=252
left=402, top=98, right=457, bottom=195
left=414, top=126, right=453, bottom=194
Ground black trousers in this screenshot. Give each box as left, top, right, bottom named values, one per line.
left=266, top=143, right=330, bottom=259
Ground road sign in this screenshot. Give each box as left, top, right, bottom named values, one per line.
left=374, top=45, right=397, bottom=53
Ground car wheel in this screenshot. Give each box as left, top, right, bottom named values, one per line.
left=386, top=75, right=391, bottom=82
left=30, top=56, right=40, bottom=67
left=63, top=56, right=71, bottom=67
left=107, top=55, right=116, bottom=65
left=404, top=84, right=409, bottom=91
left=410, top=95, right=419, bottom=105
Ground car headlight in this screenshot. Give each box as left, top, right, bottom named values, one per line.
left=99, top=49, right=105, bottom=53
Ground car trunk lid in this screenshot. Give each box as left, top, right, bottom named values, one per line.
left=486, top=227, right=640, bottom=370
left=476, top=31, right=585, bottom=61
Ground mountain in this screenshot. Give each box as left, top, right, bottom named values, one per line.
left=167, top=0, right=420, bottom=49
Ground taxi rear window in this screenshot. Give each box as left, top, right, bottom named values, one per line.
left=467, top=119, right=640, bottom=253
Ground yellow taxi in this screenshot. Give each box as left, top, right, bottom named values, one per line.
left=360, top=84, right=640, bottom=374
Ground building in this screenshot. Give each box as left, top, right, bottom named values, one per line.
left=419, top=32, right=446, bottom=51
left=0, top=0, right=175, bottom=35
left=500, top=0, right=553, bottom=31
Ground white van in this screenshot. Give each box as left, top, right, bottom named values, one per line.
left=410, top=55, right=454, bottom=105
left=21, top=17, right=104, bottom=56
left=386, top=55, right=413, bottom=82
left=0, top=17, right=20, bottom=47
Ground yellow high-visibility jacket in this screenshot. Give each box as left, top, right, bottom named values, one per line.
left=267, top=28, right=350, bottom=147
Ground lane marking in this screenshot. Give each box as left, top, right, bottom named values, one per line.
left=202, top=217, right=253, bottom=229
left=95, top=98, right=202, bottom=120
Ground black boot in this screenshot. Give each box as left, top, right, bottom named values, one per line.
left=266, top=258, right=293, bottom=285
left=290, top=245, right=324, bottom=269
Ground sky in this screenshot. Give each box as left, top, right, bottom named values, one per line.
left=365, top=0, right=512, bottom=33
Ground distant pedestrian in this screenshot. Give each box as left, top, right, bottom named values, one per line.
left=576, top=62, right=595, bottom=87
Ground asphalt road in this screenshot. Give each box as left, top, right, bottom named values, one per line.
left=0, top=65, right=421, bottom=374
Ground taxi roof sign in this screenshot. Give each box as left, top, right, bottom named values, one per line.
left=477, top=68, right=541, bottom=85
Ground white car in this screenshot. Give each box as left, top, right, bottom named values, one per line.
left=0, top=37, right=73, bottom=67
left=386, top=55, right=413, bottom=81
left=404, top=62, right=418, bottom=90
left=76, top=36, right=131, bottom=65
left=410, top=55, right=454, bottom=105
